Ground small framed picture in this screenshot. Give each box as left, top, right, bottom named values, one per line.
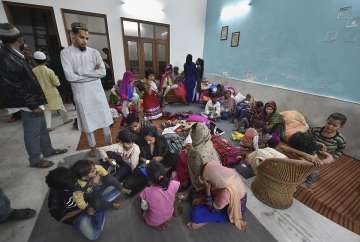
left=231, top=31, right=240, bottom=47
left=220, top=26, right=229, bottom=40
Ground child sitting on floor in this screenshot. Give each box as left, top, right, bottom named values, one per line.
left=140, top=162, right=180, bottom=230
left=310, top=113, right=347, bottom=160
left=240, top=120, right=268, bottom=151
left=202, top=94, right=221, bottom=120
left=71, top=160, right=123, bottom=214
left=221, top=88, right=236, bottom=121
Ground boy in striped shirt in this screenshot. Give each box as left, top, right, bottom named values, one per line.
left=310, top=113, right=347, bottom=160
left=306, top=113, right=347, bottom=186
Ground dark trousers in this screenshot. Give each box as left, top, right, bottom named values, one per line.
left=0, top=189, right=12, bottom=223
left=21, top=111, right=54, bottom=166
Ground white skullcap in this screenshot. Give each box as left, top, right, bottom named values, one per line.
left=33, top=51, right=46, bottom=61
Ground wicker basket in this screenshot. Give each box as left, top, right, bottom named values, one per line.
left=251, top=145, right=334, bottom=209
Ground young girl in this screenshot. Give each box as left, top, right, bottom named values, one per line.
left=221, top=89, right=236, bottom=120
left=202, top=94, right=221, bottom=120
left=160, top=64, right=176, bottom=104
left=140, top=162, right=180, bottom=230
left=240, top=120, right=265, bottom=151
left=143, top=69, right=162, bottom=120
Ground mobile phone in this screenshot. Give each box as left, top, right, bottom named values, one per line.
left=108, top=159, right=117, bottom=166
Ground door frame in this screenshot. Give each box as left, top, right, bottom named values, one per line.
left=121, top=17, right=170, bottom=79
left=2, top=1, right=61, bottom=47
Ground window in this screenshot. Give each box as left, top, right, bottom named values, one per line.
left=62, top=9, right=114, bottom=81
left=121, top=18, right=170, bottom=78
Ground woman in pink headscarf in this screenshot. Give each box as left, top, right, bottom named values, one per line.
left=187, top=162, right=247, bottom=230
left=119, top=71, right=135, bottom=118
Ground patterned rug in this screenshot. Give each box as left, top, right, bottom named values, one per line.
left=295, top=155, right=360, bottom=234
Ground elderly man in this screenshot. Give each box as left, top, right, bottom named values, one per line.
left=61, top=23, right=113, bottom=157
left=0, top=23, right=67, bottom=168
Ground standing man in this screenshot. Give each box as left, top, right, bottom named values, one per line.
left=0, top=23, right=67, bottom=168
left=61, top=23, right=113, bottom=157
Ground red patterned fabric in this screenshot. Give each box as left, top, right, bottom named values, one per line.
left=211, top=135, right=245, bottom=166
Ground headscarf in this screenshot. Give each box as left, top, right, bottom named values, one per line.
left=186, top=54, right=193, bottom=65
left=203, top=162, right=247, bottom=230
left=160, top=64, right=173, bottom=88
left=264, top=101, right=283, bottom=132
left=119, top=71, right=134, bottom=100
left=187, top=123, right=220, bottom=191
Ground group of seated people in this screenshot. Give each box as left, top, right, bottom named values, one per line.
left=45, top=82, right=347, bottom=240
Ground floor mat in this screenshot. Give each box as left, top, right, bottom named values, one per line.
left=295, top=155, right=360, bottom=235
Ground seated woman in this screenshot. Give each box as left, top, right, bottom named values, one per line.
left=99, top=128, right=140, bottom=182
left=263, top=101, right=284, bottom=135
left=188, top=123, right=221, bottom=191
left=187, top=162, right=247, bottom=230
left=125, top=112, right=154, bottom=146
left=140, top=126, right=178, bottom=171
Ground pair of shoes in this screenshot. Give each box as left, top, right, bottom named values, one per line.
left=47, top=128, right=55, bottom=132
left=44, top=148, right=68, bottom=158
left=3, top=209, right=36, bottom=222
left=30, top=160, right=54, bottom=168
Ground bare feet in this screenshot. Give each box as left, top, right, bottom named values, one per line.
left=239, top=220, right=248, bottom=230
left=186, top=222, right=207, bottom=230
left=89, top=147, right=97, bottom=157
left=112, top=202, right=121, bottom=209
left=157, top=220, right=170, bottom=230
left=121, top=188, right=132, bottom=195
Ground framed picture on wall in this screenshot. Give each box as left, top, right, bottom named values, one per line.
left=220, top=26, right=229, bottom=40
left=231, top=31, right=240, bottom=47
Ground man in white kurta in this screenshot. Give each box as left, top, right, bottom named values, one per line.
left=60, top=22, right=113, bottom=156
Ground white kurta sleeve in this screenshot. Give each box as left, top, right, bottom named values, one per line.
left=60, top=50, right=89, bottom=83
left=83, top=50, right=106, bottom=78
left=215, top=102, right=221, bottom=116
left=98, top=144, right=121, bottom=160
left=204, top=101, right=211, bottom=115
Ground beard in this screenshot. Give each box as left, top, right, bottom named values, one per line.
left=19, top=43, right=25, bottom=52
left=79, top=46, right=87, bottom=51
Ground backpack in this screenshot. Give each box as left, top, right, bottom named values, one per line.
left=46, top=167, right=79, bottom=224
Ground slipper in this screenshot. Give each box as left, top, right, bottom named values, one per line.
left=5, top=209, right=36, bottom=222
left=30, top=160, right=54, bottom=168
left=44, top=148, right=68, bottom=158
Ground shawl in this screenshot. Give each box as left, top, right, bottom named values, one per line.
left=203, top=162, right=247, bottom=230
left=119, top=71, right=134, bottom=100
left=187, top=123, right=220, bottom=191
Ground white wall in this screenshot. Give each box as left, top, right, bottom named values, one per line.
left=0, top=0, right=207, bottom=81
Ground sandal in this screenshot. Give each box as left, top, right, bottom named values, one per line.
left=5, top=208, right=36, bottom=222
left=44, top=148, right=68, bottom=158
left=30, top=160, right=54, bottom=168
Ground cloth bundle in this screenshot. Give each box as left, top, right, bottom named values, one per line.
left=211, top=134, right=245, bottom=166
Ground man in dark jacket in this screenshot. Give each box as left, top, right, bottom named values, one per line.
left=0, top=23, right=67, bottom=168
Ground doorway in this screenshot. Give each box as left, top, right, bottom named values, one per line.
left=121, top=17, right=170, bottom=79
left=2, top=1, right=70, bottom=101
